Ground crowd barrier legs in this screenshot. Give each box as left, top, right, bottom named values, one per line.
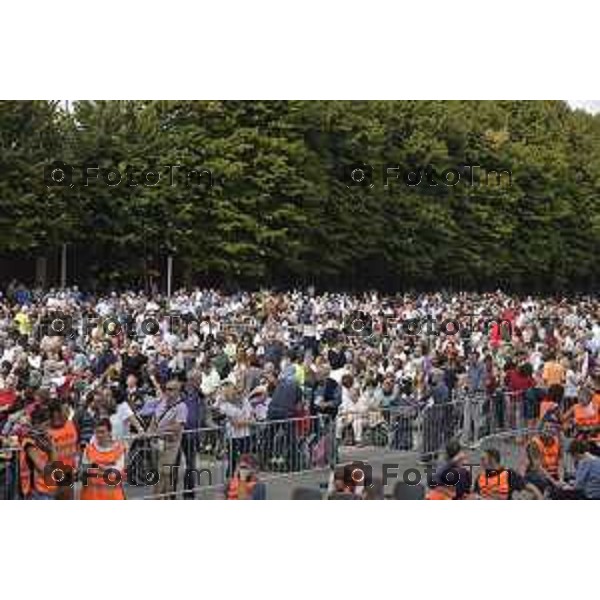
left=131, top=415, right=337, bottom=499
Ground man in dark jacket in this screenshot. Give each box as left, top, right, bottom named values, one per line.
left=267, top=365, right=302, bottom=420
left=176, top=372, right=204, bottom=499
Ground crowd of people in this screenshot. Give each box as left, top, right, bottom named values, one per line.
left=0, top=281, right=599, bottom=499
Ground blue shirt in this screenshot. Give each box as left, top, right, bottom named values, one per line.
left=182, top=388, right=202, bottom=430
left=432, top=381, right=450, bottom=404
left=153, top=398, right=188, bottom=433
left=575, top=455, right=600, bottom=499
left=467, top=362, right=485, bottom=392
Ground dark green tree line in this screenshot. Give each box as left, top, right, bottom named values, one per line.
left=0, top=100, right=599, bottom=291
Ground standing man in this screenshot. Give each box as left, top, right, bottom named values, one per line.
left=176, top=371, right=203, bottom=499
left=463, top=351, right=486, bottom=442
left=217, top=382, right=254, bottom=476
left=149, top=379, right=188, bottom=499
left=542, top=351, right=565, bottom=388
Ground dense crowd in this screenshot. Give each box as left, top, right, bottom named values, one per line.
left=1, top=282, right=599, bottom=499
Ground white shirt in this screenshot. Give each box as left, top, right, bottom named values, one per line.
left=565, top=369, right=579, bottom=398
left=338, top=387, right=358, bottom=415
left=110, top=402, right=135, bottom=441
left=219, top=399, right=253, bottom=439
left=201, top=369, right=221, bottom=396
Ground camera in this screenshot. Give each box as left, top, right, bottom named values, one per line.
left=343, top=460, right=372, bottom=488
left=44, top=461, right=75, bottom=488
left=44, top=160, right=73, bottom=187
left=343, top=162, right=373, bottom=188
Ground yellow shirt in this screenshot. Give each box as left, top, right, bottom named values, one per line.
left=14, top=312, right=31, bottom=335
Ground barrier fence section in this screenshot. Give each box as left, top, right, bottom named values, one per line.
left=336, top=397, right=472, bottom=456
left=0, top=415, right=336, bottom=500
left=337, top=401, right=467, bottom=455
left=335, top=387, right=571, bottom=457
left=131, top=414, right=337, bottom=499
left=3, top=388, right=586, bottom=499
left=475, top=427, right=578, bottom=493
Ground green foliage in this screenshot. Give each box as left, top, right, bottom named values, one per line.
left=0, top=100, right=599, bottom=291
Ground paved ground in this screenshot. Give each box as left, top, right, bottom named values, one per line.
left=2, top=430, right=570, bottom=499
left=130, top=429, right=558, bottom=499
left=127, top=446, right=443, bottom=499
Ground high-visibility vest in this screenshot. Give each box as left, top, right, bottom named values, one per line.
left=226, top=476, right=257, bottom=500
left=478, top=470, right=510, bottom=500
left=574, top=404, right=598, bottom=428
left=48, top=420, right=79, bottom=468
left=20, top=437, right=53, bottom=498
left=426, top=486, right=455, bottom=500
left=532, top=436, right=560, bottom=478
left=80, top=440, right=125, bottom=500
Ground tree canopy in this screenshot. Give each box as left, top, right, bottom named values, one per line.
left=1, top=100, right=599, bottom=292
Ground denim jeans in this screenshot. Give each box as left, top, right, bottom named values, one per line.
left=30, top=491, right=54, bottom=500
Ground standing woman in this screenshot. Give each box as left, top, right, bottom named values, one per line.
left=80, top=418, right=126, bottom=500
left=563, top=356, right=581, bottom=410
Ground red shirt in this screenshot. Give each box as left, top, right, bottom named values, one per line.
left=0, top=388, right=17, bottom=409
left=505, top=369, right=534, bottom=393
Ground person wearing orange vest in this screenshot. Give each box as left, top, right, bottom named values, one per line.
left=47, top=402, right=79, bottom=500
left=563, top=391, right=600, bottom=449
left=19, top=406, right=56, bottom=500
left=225, top=454, right=266, bottom=500
left=80, top=418, right=126, bottom=500
left=474, top=448, right=542, bottom=500
left=425, top=485, right=457, bottom=500
left=531, top=429, right=561, bottom=481
left=591, top=377, right=600, bottom=412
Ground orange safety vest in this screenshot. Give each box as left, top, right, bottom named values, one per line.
left=573, top=404, right=598, bottom=428
left=48, top=420, right=79, bottom=468
left=532, top=436, right=560, bottom=478
left=478, top=470, right=510, bottom=500
left=19, top=437, right=53, bottom=498
left=226, top=476, right=257, bottom=500
left=80, top=440, right=126, bottom=500
left=425, top=486, right=456, bottom=500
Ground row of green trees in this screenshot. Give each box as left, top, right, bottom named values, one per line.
left=1, top=100, right=599, bottom=291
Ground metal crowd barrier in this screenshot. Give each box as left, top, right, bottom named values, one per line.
left=336, top=400, right=468, bottom=456
left=336, top=406, right=421, bottom=451
left=1, top=414, right=337, bottom=500
left=4, top=387, right=579, bottom=500
left=475, top=423, right=580, bottom=473
left=332, top=388, right=558, bottom=457
left=422, top=400, right=466, bottom=454
left=126, top=414, right=337, bottom=499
